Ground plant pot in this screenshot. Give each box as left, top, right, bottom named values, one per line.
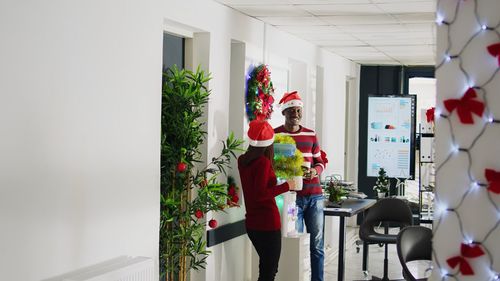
left=292, top=176, right=303, bottom=191
left=378, top=192, right=386, bottom=198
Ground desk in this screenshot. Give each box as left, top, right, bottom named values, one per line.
left=324, top=198, right=376, bottom=281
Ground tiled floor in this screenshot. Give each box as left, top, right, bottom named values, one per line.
left=324, top=226, right=432, bottom=281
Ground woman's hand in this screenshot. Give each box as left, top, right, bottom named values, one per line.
left=287, top=178, right=297, bottom=190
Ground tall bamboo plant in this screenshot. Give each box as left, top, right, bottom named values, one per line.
left=160, top=66, right=243, bottom=281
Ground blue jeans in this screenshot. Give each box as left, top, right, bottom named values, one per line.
left=296, top=194, right=324, bottom=281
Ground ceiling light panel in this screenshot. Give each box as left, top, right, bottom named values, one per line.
left=299, top=4, right=385, bottom=16
left=354, top=31, right=432, bottom=40
left=393, top=13, right=436, bottom=23
left=314, top=39, right=368, bottom=46
left=378, top=45, right=434, bottom=54
left=320, top=15, right=397, bottom=25
left=363, top=38, right=434, bottom=45
left=297, top=32, right=358, bottom=40
left=338, top=24, right=408, bottom=33
left=232, top=5, right=309, bottom=16
left=258, top=16, right=326, bottom=26
left=327, top=46, right=380, bottom=55
left=371, top=0, right=433, bottom=3
left=376, top=2, right=436, bottom=13
left=277, top=25, right=340, bottom=33
left=215, top=0, right=290, bottom=4
left=289, top=0, right=371, bottom=4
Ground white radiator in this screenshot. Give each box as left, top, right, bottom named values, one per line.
left=43, top=256, right=154, bottom=281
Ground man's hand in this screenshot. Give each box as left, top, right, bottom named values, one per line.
left=304, top=167, right=318, bottom=180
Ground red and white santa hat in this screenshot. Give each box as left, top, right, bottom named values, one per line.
left=279, top=91, right=303, bottom=112
left=247, top=120, right=275, bottom=147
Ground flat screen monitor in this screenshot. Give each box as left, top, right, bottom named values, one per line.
left=367, top=95, right=416, bottom=179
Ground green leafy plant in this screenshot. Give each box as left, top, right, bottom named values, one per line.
left=325, top=180, right=349, bottom=203
left=373, top=167, right=390, bottom=195
left=160, top=65, right=244, bottom=281
left=272, top=134, right=304, bottom=179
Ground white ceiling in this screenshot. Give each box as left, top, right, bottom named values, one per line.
left=214, top=0, right=436, bottom=65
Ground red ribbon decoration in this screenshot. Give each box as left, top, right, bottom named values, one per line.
left=485, top=169, right=500, bottom=194
left=426, top=107, right=435, bottom=123
left=446, top=243, right=485, bottom=276
left=487, top=43, right=500, bottom=66
left=447, top=256, right=474, bottom=275
left=443, top=88, right=485, bottom=124
left=461, top=243, right=485, bottom=258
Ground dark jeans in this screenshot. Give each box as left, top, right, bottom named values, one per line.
left=247, top=229, right=282, bottom=281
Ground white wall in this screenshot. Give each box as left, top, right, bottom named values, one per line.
left=0, top=0, right=162, bottom=280
left=0, top=0, right=359, bottom=280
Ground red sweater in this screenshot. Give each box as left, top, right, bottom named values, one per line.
left=238, top=156, right=289, bottom=231
left=274, top=125, right=325, bottom=196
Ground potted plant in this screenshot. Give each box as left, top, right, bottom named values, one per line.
left=373, top=167, right=390, bottom=198
left=272, top=134, right=304, bottom=189
left=325, top=179, right=349, bottom=204
left=161, top=66, right=243, bottom=281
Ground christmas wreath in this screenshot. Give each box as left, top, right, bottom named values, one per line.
left=245, top=64, right=275, bottom=121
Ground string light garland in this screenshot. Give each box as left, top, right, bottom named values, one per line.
left=435, top=0, right=500, bottom=280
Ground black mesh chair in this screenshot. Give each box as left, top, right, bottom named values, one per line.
left=359, top=198, right=413, bottom=280
left=396, top=226, right=433, bottom=281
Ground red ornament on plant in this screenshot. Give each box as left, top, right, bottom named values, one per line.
left=208, top=219, right=218, bottom=229
left=227, top=176, right=240, bottom=207
left=177, top=162, right=187, bottom=173
left=195, top=210, right=203, bottom=219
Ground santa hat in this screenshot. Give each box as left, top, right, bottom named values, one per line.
left=279, top=91, right=303, bottom=112
left=247, top=120, right=275, bottom=147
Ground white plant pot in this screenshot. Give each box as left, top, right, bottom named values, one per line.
left=378, top=192, right=386, bottom=198
left=292, top=176, right=303, bottom=191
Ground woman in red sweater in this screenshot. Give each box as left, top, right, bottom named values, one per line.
left=238, top=119, right=296, bottom=281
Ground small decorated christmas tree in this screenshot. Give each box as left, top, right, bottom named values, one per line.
left=373, top=167, right=390, bottom=196
left=273, top=134, right=304, bottom=180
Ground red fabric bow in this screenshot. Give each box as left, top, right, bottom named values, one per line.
left=447, top=256, right=474, bottom=275
left=461, top=243, right=485, bottom=258
left=487, top=43, right=500, bottom=66
left=426, top=107, right=435, bottom=123
left=443, top=88, right=485, bottom=124
left=485, top=169, right=500, bottom=194
left=446, top=243, right=485, bottom=276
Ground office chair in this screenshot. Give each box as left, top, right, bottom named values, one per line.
left=396, top=226, right=433, bottom=281
left=359, top=198, right=413, bottom=280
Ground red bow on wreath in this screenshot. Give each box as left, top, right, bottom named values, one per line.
left=443, top=88, right=484, bottom=124
left=255, top=90, right=275, bottom=120
left=487, top=43, right=500, bottom=66
left=256, top=67, right=270, bottom=88
left=485, top=169, right=500, bottom=194
left=446, top=243, right=485, bottom=275
left=426, top=107, right=435, bottom=123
